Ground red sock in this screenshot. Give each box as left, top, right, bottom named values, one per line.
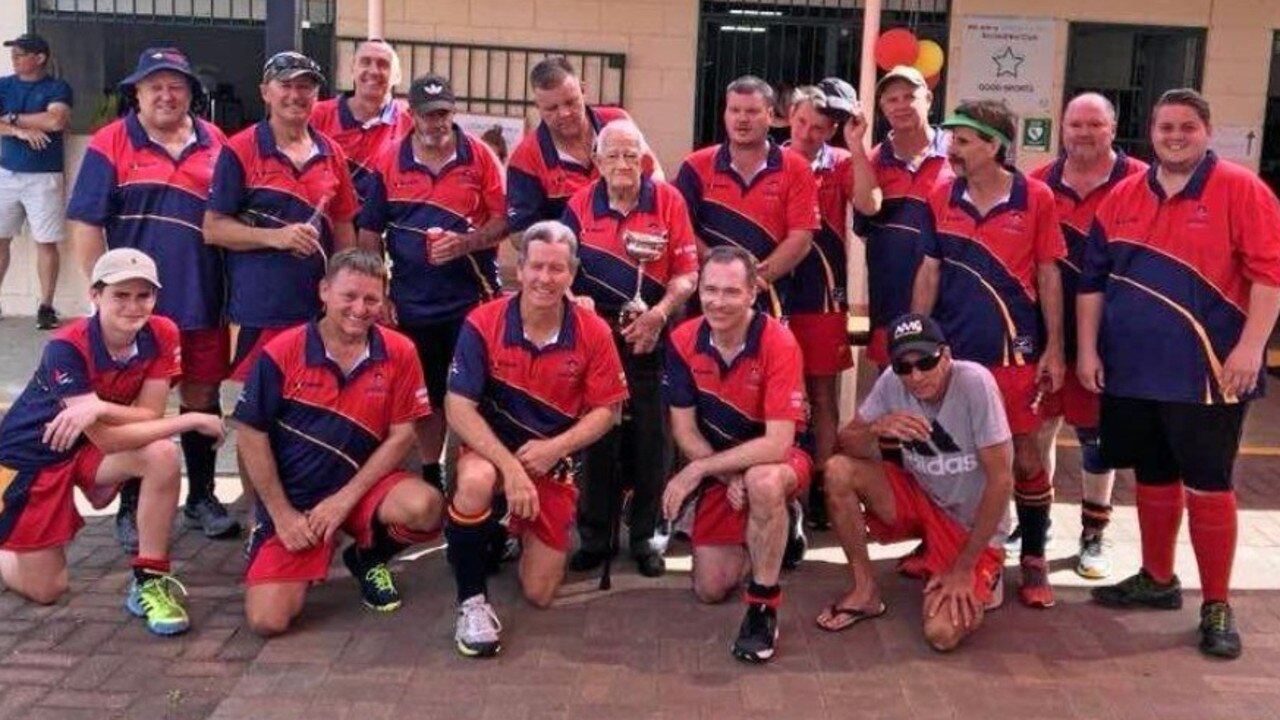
left=1135, top=482, right=1184, bottom=584
left=132, top=556, right=171, bottom=574
left=1185, top=490, right=1237, bottom=604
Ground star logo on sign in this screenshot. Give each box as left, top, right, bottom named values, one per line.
left=991, top=46, right=1024, bottom=78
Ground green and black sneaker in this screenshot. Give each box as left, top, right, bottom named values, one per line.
left=1199, top=602, right=1242, bottom=660
left=125, top=572, right=190, bottom=636
left=1091, top=568, right=1183, bottom=610
left=343, top=546, right=402, bottom=612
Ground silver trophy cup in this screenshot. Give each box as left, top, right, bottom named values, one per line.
left=619, top=230, right=668, bottom=327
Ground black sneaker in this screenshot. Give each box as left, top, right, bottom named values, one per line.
left=1091, top=569, right=1183, bottom=610
left=36, top=304, right=59, bottom=330
left=342, top=545, right=402, bottom=612
left=782, top=500, right=807, bottom=570
left=732, top=603, right=778, bottom=663
left=1199, top=602, right=1243, bottom=659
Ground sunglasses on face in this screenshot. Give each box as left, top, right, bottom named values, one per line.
left=891, top=351, right=943, bottom=376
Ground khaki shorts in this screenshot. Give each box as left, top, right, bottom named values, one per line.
left=0, top=168, right=65, bottom=243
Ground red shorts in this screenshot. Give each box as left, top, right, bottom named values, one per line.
left=180, top=327, right=230, bottom=385
left=506, top=473, right=579, bottom=553
left=229, top=326, right=290, bottom=383
left=789, top=312, right=854, bottom=376
left=244, top=470, right=420, bottom=585
left=866, top=463, right=1002, bottom=604
left=457, top=446, right=579, bottom=553
left=867, top=326, right=889, bottom=368
left=691, top=448, right=813, bottom=547
left=988, top=364, right=1040, bottom=435
left=1038, top=370, right=1100, bottom=428
left=0, top=444, right=112, bottom=552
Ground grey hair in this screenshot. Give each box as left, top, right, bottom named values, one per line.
left=593, top=119, right=651, bottom=156
left=518, top=220, right=580, bottom=270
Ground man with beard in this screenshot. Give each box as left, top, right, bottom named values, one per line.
left=311, top=39, right=411, bottom=202
left=1028, top=92, right=1146, bottom=579
left=357, top=73, right=507, bottom=495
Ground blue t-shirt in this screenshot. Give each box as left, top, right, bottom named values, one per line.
left=0, top=75, right=73, bottom=173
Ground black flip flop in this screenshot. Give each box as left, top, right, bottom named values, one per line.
left=816, top=602, right=888, bottom=632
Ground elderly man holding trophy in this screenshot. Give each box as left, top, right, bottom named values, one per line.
left=561, top=119, right=700, bottom=580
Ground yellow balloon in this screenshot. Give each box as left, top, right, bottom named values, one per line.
left=914, top=39, right=945, bottom=77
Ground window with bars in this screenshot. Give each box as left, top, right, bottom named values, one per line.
left=1064, top=23, right=1206, bottom=162
left=333, top=36, right=626, bottom=119
left=694, top=0, right=951, bottom=147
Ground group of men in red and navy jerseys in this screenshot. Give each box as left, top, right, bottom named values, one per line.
left=0, top=36, right=1275, bottom=667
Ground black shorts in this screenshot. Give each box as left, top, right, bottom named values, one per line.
left=401, top=318, right=466, bottom=408
left=1099, top=395, right=1248, bottom=491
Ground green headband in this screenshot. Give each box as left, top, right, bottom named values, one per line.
left=941, top=114, right=1012, bottom=148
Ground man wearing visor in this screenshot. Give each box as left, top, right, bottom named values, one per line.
left=911, top=99, right=1066, bottom=609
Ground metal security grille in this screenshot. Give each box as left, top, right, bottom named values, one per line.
left=1065, top=23, right=1206, bottom=162
left=334, top=37, right=626, bottom=118
left=29, top=0, right=333, bottom=27
left=1262, top=32, right=1280, bottom=196
left=695, top=0, right=950, bottom=147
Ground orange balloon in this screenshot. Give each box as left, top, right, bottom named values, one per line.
left=875, top=29, right=919, bottom=72
left=925, top=73, right=941, bottom=89
left=913, top=39, right=945, bottom=77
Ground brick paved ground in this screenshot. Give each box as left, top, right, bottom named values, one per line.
left=3, top=318, right=1280, bottom=719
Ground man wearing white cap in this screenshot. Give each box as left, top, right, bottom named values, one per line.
left=0, top=249, right=224, bottom=636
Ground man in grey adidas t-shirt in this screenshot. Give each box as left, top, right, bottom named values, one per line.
left=815, top=313, right=1013, bottom=651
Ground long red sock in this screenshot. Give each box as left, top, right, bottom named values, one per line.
left=1185, top=490, right=1237, bottom=603
left=1135, top=482, right=1184, bottom=584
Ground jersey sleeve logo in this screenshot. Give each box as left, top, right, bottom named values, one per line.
left=51, top=368, right=74, bottom=386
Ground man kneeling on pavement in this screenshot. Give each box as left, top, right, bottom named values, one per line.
left=661, top=246, right=813, bottom=664
left=816, top=313, right=1013, bottom=651
left=233, top=249, right=444, bottom=636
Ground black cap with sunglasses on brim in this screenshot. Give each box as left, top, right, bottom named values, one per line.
left=262, top=51, right=325, bottom=85
left=888, top=312, right=946, bottom=362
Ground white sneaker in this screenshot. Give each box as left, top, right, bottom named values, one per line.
left=1076, top=534, right=1112, bottom=580
left=455, top=594, right=502, bottom=658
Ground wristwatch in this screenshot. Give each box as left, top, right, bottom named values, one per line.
left=3, top=113, right=16, bottom=126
